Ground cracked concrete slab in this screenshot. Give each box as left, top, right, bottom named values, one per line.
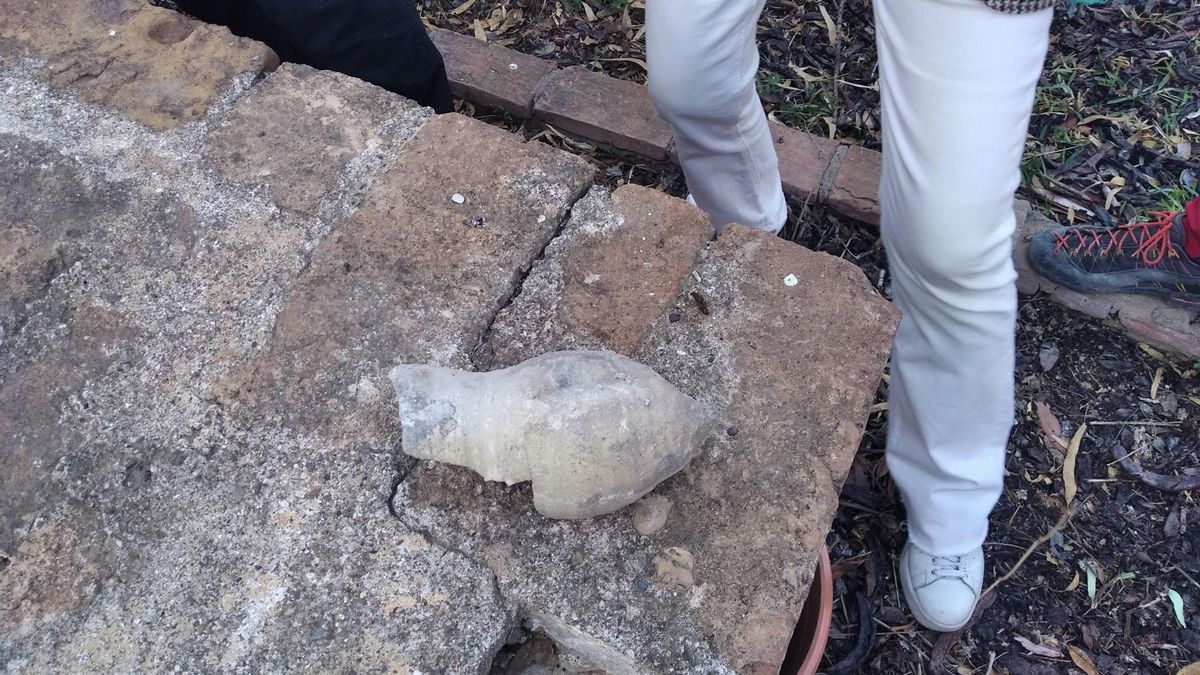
left=2, top=70, right=601, bottom=672
left=3, top=11, right=899, bottom=670
left=394, top=217, right=897, bottom=672
left=210, top=113, right=595, bottom=434
left=484, top=185, right=713, bottom=368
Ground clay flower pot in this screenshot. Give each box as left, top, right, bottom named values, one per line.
left=780, top=546, right=834, bottom=675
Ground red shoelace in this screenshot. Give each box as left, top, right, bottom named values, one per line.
left=1053, top=210, right=1178, bottom=267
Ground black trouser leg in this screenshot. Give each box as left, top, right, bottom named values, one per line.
left=173, top=0, right=453, bottom=113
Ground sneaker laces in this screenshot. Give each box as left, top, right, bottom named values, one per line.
left=1053, top=210, right=1178, bottom=267
left=930, top=555, right=968, bottom=580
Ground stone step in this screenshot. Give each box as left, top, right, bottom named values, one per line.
left=394, top=188, right=898, bottom=672
left=1, top=82, right=590, bottom=675
left=213, top=112, right=595, bottom=432
left=2, top=15, right=897, bottom=672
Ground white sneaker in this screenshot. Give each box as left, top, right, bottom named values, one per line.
left=899, top=541, right=984, bottom=632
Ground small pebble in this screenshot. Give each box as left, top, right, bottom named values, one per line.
left=508, top=63, right=519, bottom=70
left=783, top=274, right=799, bottom=287
left=451, top=192, right=466, bottom=204
left=632, top=495, right=673, bottom=536
left=668, top=312, right=682, bottom=323
left=1039, top=343, right=1060, bottom=371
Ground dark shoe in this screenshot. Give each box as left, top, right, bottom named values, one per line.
left=1027, top=197, right=1200, bottom=306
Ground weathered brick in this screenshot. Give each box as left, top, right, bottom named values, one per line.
left=828, top=144, right=882, bottom=225
left=1119, top=301, right=1200, bottom=360
left=534, top=66, right=672, bottom=160
left=213, top=113, right=595, bottom=430
left=428, top=28, right=557, bottom=117
left=0, top=1, right=277, bottom=129
left=772, top=122, right=839, bottom=201
left=206, top=63, right=429, bottom=216
left=486, top=185, right=713, bottom=367
left=394, top=224, right=898, bottom=673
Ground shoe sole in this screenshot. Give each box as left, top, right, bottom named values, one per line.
left=899, top=547, right=973, bottom=633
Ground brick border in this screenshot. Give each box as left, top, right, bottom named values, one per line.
left=428, top=27, right=881, bottom=225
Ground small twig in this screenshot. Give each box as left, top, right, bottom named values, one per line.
left=1109, top=441, right=1200, bottom=492
left=984, top=507, right=1076, bottom=597
left=829, top=0, right=847, bottom=128
left=1090, top=420, right=1181, bottom=427
left=1167, top=565, right=1200, bottom=593
left=827, top=591, right=875, bottom=675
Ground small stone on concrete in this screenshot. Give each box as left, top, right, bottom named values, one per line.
left=653, top=547, right=696, bottom=589
left=632, top=495, right=673, bottom=536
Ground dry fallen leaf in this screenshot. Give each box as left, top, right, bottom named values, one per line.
left=790, top=63, right=824, bottom=83
left=1064, top=423, right=1087, bottom=507
left=818, top=4, right=838, bottom=45
left=1068, top=645, right=1100, bottom=675
left=1014, top=635, right=1063, bottom=658
left=1035, top=401, right=1070, bottom=460
left=1065, top=570, right=1081, bottom=592
left=1151, top=367, right=1164, bottom=401
left=598, top=57, right=648, bottom=74
left=450, top=0, right=476, bottom=14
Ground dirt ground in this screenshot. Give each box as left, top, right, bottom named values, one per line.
left=420, top=0, right=1200, bottom=672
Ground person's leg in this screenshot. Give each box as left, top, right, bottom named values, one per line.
left=645, top=0, right=787, bottom=234
left=874, top=0, right=1052, bottom=629
left=173, top=0, right=453, bottom=113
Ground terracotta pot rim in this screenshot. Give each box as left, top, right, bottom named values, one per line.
left=782, top=545, right=835, bottom=675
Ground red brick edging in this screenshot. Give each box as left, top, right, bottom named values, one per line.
left=428, top=27, right=882, bottom=226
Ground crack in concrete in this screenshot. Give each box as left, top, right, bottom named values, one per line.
left=384, top=459, right=522, bottom=673
left=468, top=179, right=594, bottom=372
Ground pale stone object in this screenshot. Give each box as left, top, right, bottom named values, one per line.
left=390, top=350, right=711, bottom=518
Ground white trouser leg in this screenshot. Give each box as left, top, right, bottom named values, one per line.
left=875, top=0, right=1052, bottom=555
left=645, top=0, right=788, bottom=234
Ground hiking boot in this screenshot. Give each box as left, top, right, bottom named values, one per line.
left=1027, top=196, right=1200, bottom=306
left=899, top=541, right=984, bottom=632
